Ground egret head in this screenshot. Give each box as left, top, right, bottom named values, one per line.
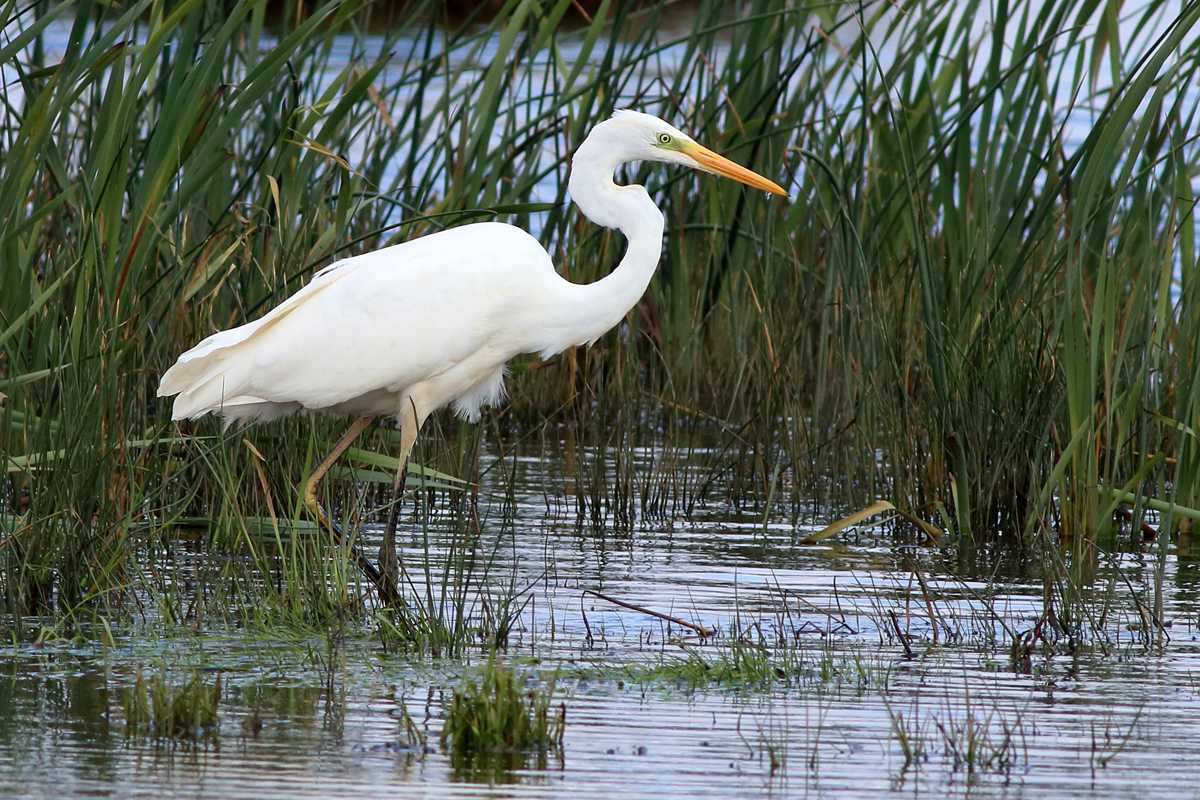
left=600, top=109, right=788, bottom=197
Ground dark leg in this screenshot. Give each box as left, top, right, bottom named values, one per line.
left=377, top=400, right=423, bottom=606
left=378, top=462, right=407, bottom=603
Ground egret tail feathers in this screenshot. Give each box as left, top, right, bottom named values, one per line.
left=170, top=371, right=302, bottom=427
left=157, top=256, right=360, bottom=417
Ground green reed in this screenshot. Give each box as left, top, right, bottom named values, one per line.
left=2, top=0, right=1199, bottom=623
left=122, top=667, right=222, bottom=743
left=441, top=653, right=565, bottom=777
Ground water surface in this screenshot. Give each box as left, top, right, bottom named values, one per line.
left=2, top=437, right=1197, bottom=798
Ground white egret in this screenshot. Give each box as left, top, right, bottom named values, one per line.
left=158, top=109, right=787, bottom=603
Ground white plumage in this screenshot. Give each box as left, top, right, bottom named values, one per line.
left=159, top=222, right=551, bottom=426
left=157, top=109, right=785, bottom=602
left=158, top=110, right=784, bottom=433
left=157, top=110, right=787, bottom=431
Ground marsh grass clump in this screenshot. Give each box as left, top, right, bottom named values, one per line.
left=372, top=518, right=529, bottom=658
left=440, top=655, right=565, bottom=777
left=634, top=642, right=777, bottom=690
left=625, top=638, right=887, bottom=693
left=886, top=694, right=1027, bottom=783
left=933, top=707, right=1024, bottom=779
left=121, top=668, right=222, bottom=744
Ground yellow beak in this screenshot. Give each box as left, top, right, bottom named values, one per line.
left=683, top=142, right=788, bottom=197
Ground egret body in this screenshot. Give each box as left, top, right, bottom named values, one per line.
left=158, top=109, right=786, bottom=602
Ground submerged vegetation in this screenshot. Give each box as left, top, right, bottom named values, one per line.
left=121, top=667, right=222, bottom=744
left=440, top=655, right=565, bottom=776
left=0, top=0, right=1198, bottom=652
left=618, top=642, right=887, bottom=692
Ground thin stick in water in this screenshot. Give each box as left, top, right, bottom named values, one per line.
left=584, top=589, right=713, bottom=638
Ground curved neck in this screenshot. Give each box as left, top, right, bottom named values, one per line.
left=542, top=136, right=664, bottom=355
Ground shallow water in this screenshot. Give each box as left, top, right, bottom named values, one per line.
left=2, top=436, right=1199, bottom=799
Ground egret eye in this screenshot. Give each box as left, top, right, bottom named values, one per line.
left=657, top=133, right=672, bottom=145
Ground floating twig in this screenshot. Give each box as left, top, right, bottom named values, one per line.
left=888, top=610, right=916, bottom=659
left=910, top=562, right=941, bottom=645
left=583, top=590, right=713, bottom=638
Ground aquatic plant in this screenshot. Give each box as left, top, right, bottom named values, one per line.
left=621, top=638, right=887, bottom=693
left=121, top=667, right=222, bottom=743
left=440, top=654, right=565, bottom=776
